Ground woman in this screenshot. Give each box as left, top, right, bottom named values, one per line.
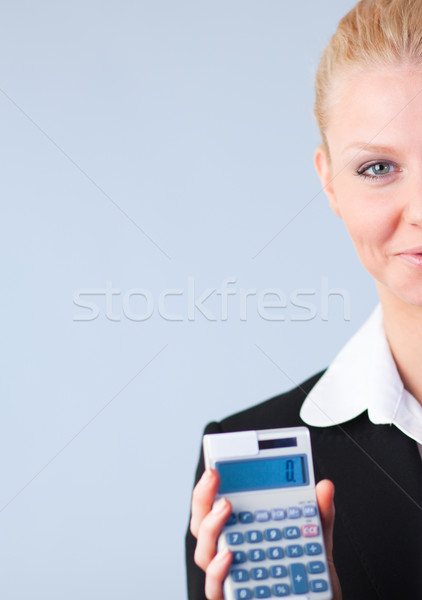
left=186, top=0, right=422, bottom=598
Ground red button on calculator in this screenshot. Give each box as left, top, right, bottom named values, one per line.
left=302, top=524, right=319, bottom=537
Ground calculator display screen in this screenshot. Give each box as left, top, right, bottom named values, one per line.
left=216, top=454, right=308, bottom=493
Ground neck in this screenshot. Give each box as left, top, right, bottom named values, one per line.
left=377, top=283, right=422, bottom=405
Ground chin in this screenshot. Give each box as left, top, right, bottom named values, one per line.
left=387, top=285, right=422, bottom=309
left=374, top=274, right=422, bottom=309
left=397, top=294, right=422, bottom=308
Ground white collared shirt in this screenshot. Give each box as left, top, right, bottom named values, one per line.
left=300, top=304, right=422, bottom=449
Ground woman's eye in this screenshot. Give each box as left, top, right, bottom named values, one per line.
left=356, top=161, right=398, bottom=180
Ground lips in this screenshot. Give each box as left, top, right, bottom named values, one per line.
left=398, top=246, right=422, bottom=254
left=397, top=247, right=422, bottom=267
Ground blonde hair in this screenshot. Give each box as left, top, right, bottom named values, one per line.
left=314, top=0, right=422, bottom=159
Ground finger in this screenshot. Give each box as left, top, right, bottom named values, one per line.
left=204, top=548, right=232, bottom=600
left=316, top=479, right=335, bottom=557
left=316, top=479, right=343, bottom=600
left=190, top=469, right=220, bottom=538
left=194, top=497, right=232, bottom=571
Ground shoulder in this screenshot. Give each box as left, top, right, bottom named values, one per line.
left=216, top=370, right=326, bottom=433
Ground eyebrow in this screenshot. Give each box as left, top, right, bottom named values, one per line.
left=342, top=143, right=397, bottom=156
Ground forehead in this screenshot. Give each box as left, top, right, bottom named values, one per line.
left=326, top=64, right=422, bottom=157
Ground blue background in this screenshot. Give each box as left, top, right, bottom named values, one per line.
left=0, top=1, right=376, bottom=598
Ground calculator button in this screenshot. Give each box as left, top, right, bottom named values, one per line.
left=271, top=508, right=286, bottom=521
left=270, top=565, right=287, bottom=578
left=264, top=528, right=282, bottom=541
left=227, top=532, right=244, bottom=545
left=289, top=563, right=309, bottom=594
left=267, top=546, right=284, bottom=560
left=239, top=512, right=254, bottom=524
left=286, top=544, right=303, bottom=557
left=303, top=504, right=317, bottom=517
left=302, top=524, right=319, bottom=537
left=272, top=583, right=290, bottom=597
left=307, top=561, right=325, bottom=574
left=305, top=542, right=322, bottom=555
left=232, top=551, right=247, bottom=565
left=251, top=567, right=269, bottom=580
left=248, top=549, right=265, bottom=562
left=287, top=506, right=302, bottom=519
left=310, top=579, right=329, bottom=592
left=235, top=588, right=253, bottom=600
left=231, top=569, right=249, bottom=582
left=255, top=510, right=270, bottom=522
left=226, top=513, right=237, bottom=526
left=283, top=526, right=300, bottom=539
left=254, top=585, right=271, bottom=598
left=246, top=530, right=263, bottom=543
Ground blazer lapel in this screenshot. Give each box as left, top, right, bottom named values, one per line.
left=310, top=413, right=422, bottom=598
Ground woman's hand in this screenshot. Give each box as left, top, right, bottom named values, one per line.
left=190, top=469, right=232, bottom=600
left=190, top=470, right=342, bottom=600
left=315, top=479, right=343, bottom=600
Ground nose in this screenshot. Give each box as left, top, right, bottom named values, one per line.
left=403, top=172, right=422, bottom=227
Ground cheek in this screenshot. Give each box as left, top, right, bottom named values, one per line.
left=338, top=196, right=398, bottom=263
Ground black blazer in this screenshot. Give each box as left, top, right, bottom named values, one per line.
left=185, top=371, right=422, bottom=600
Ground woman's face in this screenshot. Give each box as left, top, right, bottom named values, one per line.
left=314, top=64, right=422, bottom=308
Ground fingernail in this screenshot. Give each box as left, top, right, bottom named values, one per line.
left=212, top=498, right=227, bottom=514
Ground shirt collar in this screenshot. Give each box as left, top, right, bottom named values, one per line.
left=300, top=304, right=422, bottom=445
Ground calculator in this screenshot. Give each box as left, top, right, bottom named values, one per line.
left=203, top=427, right=332, bottom=600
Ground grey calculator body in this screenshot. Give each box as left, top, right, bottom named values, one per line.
left=203, top=427, right=332, bottom=600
